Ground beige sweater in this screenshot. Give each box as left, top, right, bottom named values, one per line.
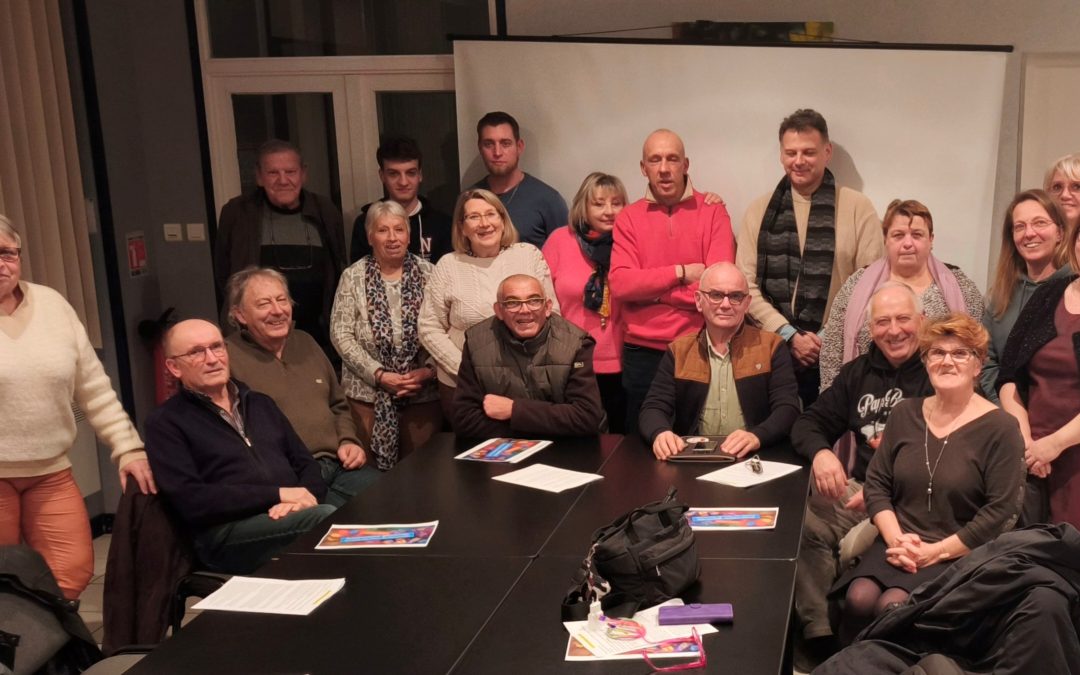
left=0, top=282, right=144, bottom=478
left=418, top=244, right=558, bottom=386
left=736, top=185, right=884, bottom=334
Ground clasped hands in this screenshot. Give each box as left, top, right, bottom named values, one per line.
left=651, top=429, right=760, bottom=460
left=1025, top=435, right=1063, bottom=479
left=885, top=533, right=945, bottom=574
left=378, top=367, right=434, bottom=398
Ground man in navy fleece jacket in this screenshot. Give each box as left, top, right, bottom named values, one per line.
left=146, top=319, right=332, bottom=573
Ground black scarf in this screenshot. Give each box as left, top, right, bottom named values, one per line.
left=574, top=223, right=613, bottom=323
left=755, top=168, right=837, bottom=332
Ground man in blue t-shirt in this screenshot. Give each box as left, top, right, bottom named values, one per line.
left=471, top=111, right=568, bottom=248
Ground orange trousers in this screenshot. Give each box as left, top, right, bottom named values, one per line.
left=0, top=468, right=94, bottom=599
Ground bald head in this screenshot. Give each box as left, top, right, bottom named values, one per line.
left=163, top=319, right=231, bottom=394
left=640, top=129, right=690, bottom=207
left=496, top=274, right=545, bottom=303
left=700, top=262, right=748, bottom=293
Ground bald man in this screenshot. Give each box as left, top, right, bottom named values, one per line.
left=145, top=319, right=333, bottom=574
left=639, top=263, right=800, bottom=460
left=453, top=274, right=605, bottom=437
left=610, top=129, right=735, bottom=428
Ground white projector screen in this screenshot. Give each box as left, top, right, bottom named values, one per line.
left=454, top=39, right=1008, bottom=290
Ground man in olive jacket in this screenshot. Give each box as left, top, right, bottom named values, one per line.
left=453, top=274, right=605, bottom=437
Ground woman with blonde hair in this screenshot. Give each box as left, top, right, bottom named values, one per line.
left=1044, top=152, right=1080, bottom=235
left=981, top=189, right=1071, bottom=401
left=418, top=189, right=558, bottom=417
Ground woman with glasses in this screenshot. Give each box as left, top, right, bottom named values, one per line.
left=419, top=189, right=558, bottom=418
left=981, top=190, right=1072, bottom=403
left=0, top=214, right=152, bottom=599
left=998, top=216, right=1080, bottom=528
left=1044, top=153, right=1080, bottom=236
left=331, top=201, right=440, bottom=468
left=817, top=199, right=984, bottom=391
left=832, top=313, right=1023, bottom=645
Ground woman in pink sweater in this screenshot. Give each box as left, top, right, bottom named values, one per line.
left=543, top=173, right=629, bottom=432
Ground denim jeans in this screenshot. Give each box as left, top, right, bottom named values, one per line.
left=621, top=343, right=666, bottom=438
left=196, top=503, right=336, bottom=574
left=318, top=456, right=381, bottom=508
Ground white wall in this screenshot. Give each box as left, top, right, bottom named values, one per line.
left=503, top=1, right=1080, bottom=287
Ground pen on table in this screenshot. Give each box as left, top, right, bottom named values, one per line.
left=312, top=589, right=334, bottom=606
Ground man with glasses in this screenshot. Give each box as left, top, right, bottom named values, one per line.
left=145, top=319, right=333, bottom=574
left=640, top=263, right=800, bottom=460
left=452, top=274, right=604, bottom=437
left=472, top=111, right=568, bottom=248
left=789, top=282, right=931, bottom=668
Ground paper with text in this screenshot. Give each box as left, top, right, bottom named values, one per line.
left=193, top=577, right=345, bottom=616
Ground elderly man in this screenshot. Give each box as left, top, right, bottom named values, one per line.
left=453, top=274, right=605, bottom=437
left=640, top=263, right=799, bottom=460
left=145, top=319, right=333, bottom=574
left=789, top=282, right=931, bottom=665
left=737, top=110, right=883, bottom=406
left=225, top=267, right=379, bottom=507
left=611, top=129, right=735, bottom=427
left=350, top=136, right=452, bottom=264
left=471, top=111, right=568, bottom=248
left=214, top=139, right=347, bottom=360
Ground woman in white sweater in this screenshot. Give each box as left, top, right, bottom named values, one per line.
left=0, top=214, right=152, bottom=599
left=418, top=189, right=558, bottom=416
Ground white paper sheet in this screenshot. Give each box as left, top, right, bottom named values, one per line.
left=697, top=459, right=801, bottom=488
left=192, top=577, right=345, bottom=616
left=492, top=463, right=602, bottom=493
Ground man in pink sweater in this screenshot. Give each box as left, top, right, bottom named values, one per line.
left=610, top=129, right=735, bottom=430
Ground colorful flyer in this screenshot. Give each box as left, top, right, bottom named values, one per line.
left=454, top=438, right=552, bottom=463
left=314, top=522, right=439, bottom=549
left=686, top=508, right=778, bottom=531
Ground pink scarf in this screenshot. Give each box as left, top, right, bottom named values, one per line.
left=841, top=255, right=967, bottom=364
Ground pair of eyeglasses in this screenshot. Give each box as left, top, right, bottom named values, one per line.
left=1011, top=218, right=1057, bottom=234
left=0, top=247, right=20, bottom=263
left=1048, top=180, right=1080, bottom=196
left=696, top=290, right=748, bottom=305
left=499, top=297, right=545, bottom=312
left=464, top=211, right=502, bottom=225
left=924, top=347, right=974, bottom=364
left=602, top=617, right=706, bottom=671
left=170, top=341, right=227, bottom=364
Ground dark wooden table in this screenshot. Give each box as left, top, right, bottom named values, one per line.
left=129, top=433, right=808, bottom=674
left=542, top=434, right=810, bottom=560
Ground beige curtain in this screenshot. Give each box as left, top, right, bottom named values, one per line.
left=0, top=0, right=102, bottom=346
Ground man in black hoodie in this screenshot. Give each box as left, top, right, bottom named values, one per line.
left=791, top=282, right=932, bottom=664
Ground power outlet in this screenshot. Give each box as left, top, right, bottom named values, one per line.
left=163, top=223, right=183, bottom=242
left=186, top=223, right=206, bottom=241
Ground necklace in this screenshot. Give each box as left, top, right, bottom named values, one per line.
left=923, top=400, right=955, bottom=513
left=501, top=180, right=522, bottom=206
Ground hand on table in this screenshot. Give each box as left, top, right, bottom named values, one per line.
left=720, top=430, right=760, bottom=458
left=652, top=431, right=686, bottom=460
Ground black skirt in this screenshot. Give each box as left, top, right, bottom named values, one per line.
left=830, top=538, right=954, bottom=596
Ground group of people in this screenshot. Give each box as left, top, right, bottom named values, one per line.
left=2, top=105, right=1079, bottom=671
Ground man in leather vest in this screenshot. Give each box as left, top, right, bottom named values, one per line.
left=452, top=274, right=605, bottom=437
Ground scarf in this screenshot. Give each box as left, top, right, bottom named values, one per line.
left=841, top=255, right=968, bottom=364
left=574, top=223, right=613, bottom=326
left=755, top=169, right=838, bottom=332
left=364, top=254, right=424, bottom=470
